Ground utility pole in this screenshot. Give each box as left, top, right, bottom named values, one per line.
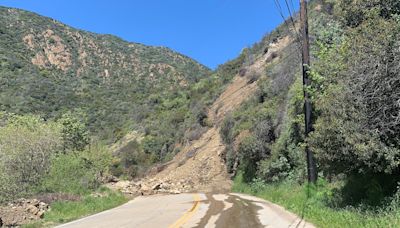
left=300, top=0, right=317, bottom=183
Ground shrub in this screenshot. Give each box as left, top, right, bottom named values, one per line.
left=186, top=124, right=207, bottom=141
left=114, top=139, right=154, bottom=178
left=253, top=118, right=276, bottom=144
left=190, top=102, right=208, bottom=127
left=246, top=70, right=261, bottom=84
left=41, top=143, right=112, bottom=194
left=0, top=115, right=62, bottom=202
left=237, top=136, right=266, bottom=182
left=220, top=114, right=235, bottom=144
left=258, top=156, right=291, bottom=182
left=58, top=112, right=89, bottom=152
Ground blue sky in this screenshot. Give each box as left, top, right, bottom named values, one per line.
left=0, top=0, right=298, bottom=69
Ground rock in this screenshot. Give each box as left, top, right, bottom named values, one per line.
left=170, top=190, right=181, bottom=194
left=31, top=199, right=40, bottom=207
left=163, top=183, right=171, bottom=190
left=38, top=202, right=48, bottom=210
left=0, top=217, right=3, bottom=227
left=0, top=198, right=51, bottom=227
left=109, top=175, right=119, bottom=183
left=37, top=210, right=45, bottom=219
left=90, top=192, right=103, bottom=198
left=26, top=205, right=39, bottom=215
left=115, top=180, right=131, bottom=190
left=151, top=183, right=162, bottom=190
left=141, top=184, right=151, bottom=192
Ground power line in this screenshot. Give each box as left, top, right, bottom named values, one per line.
left=272, top=0, right=302, bottom=53
left=289, top=0, right=297, bottom=17
left=284, top=0, right=302, bottom=42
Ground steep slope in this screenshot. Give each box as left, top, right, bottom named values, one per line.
left=0, top=6, right=210, bottom=143
left=109, top=35, right=293, bottom=194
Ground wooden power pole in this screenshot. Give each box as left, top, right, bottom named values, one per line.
left=300, top=0, right=317, bottom=183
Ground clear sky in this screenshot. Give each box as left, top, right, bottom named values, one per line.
left=0, top=0, right=298, bottom=69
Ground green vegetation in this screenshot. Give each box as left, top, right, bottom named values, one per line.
left=24, top=189, right=127, bottom=227
left=221, top=0, right=400, bottom=224
left=2, top=0, right=400, bottom=225
left=0, top=6, right=240, bottom=180
left=0, top=113, right=113, bottom=202
left=0, top=114, right=63, bottom=202
left=0, top=113, right=127, bottom=226
left=233, top=174, right=400, bottom=227
left=0, top=6, right=210, bottom=152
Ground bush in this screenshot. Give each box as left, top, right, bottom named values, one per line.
left=190, top=102, right=208, bottom=127
left=113, top=139, right=154, bottom=178
left=253, top=118, right=276, bottom=144
left=41, top=143, right=112, bottom=194
left=258, top=156, right=291, bottom=182
left=220, top=114, right=235, bottom=144
left=246, top=70, right=261, bottom=84
left=58, top=112, right=89, bottom=152
left=237, top=136, right=266, bottom=182
left=0, top=115, right=62, bottom=202
left=186, top=124, right=207, bottom=141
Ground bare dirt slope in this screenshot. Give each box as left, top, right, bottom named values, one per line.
left=109, top=36, right=292, bottom=195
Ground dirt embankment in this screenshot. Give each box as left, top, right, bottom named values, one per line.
left=108, top=36, right=291, bottom=195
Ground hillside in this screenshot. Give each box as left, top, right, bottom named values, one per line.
left=0, top=6, right=210, bottom=144
left=0, top=5, right=242, bottom=210
left=2, top=0, right=400, bottom=227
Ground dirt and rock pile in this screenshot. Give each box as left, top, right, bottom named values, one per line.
left=0, top=198, right=50, bottom=227
left=109, top=36, right=291, bottom=196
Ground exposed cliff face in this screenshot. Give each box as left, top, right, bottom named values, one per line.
left=1, top=7, right=209, bottom=83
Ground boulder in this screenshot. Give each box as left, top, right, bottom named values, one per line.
left=152, top=183, right=162, bottom=190
left=26, top=205, right=39, bottom=215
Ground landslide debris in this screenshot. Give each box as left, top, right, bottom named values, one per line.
left=109, top=36, right=291, bottom=195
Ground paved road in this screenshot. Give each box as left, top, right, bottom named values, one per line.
left=57, top=193, right=314, bottom=228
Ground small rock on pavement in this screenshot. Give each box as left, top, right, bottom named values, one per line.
left=169, top=190, right=181, bottom=194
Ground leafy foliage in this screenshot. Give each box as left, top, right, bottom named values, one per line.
left=222, top=0, right=400, bottom=210
left=41, top=143, right=112, bottom=194
left=58, top=112, right=89, bottom=152
left=0, top=115, right=62, bottom=202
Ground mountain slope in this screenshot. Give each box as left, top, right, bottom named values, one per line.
left=108, top=31, right=294, bottom=195
left=0, top=6, right=211, bottom=145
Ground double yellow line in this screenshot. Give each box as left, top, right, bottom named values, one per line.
left=169, top=194, right=201, bottom=228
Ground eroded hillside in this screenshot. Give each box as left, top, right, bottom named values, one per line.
left=109, top=36, right=293, bottom=194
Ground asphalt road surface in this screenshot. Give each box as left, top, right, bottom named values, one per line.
left=57, top=193, right=314, bottom=228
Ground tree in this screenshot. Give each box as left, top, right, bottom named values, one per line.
left=58, top=112, right=89, bottom=152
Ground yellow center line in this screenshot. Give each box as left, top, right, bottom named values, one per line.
left=169, top=194, right=201, bottom=228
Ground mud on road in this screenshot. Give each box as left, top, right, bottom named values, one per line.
left=58, top=193, right=314, bottom=228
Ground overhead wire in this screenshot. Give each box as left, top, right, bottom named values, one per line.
left=272, top=0, right=303, bottom=54
left=284, top=0, right=302, bottom=43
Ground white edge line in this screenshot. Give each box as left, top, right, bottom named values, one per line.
left=55, top=199, right=136, bottom=227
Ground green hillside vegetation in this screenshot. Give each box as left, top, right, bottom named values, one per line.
left=0, top=5, right=245, bottom=204
left=2, top=0, right=400, bottom=226
left=0, top=6, right=212, bottom=145
left=0, top=6, right=243, bottom=181
left=225, top=0, right=400, bottom=226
